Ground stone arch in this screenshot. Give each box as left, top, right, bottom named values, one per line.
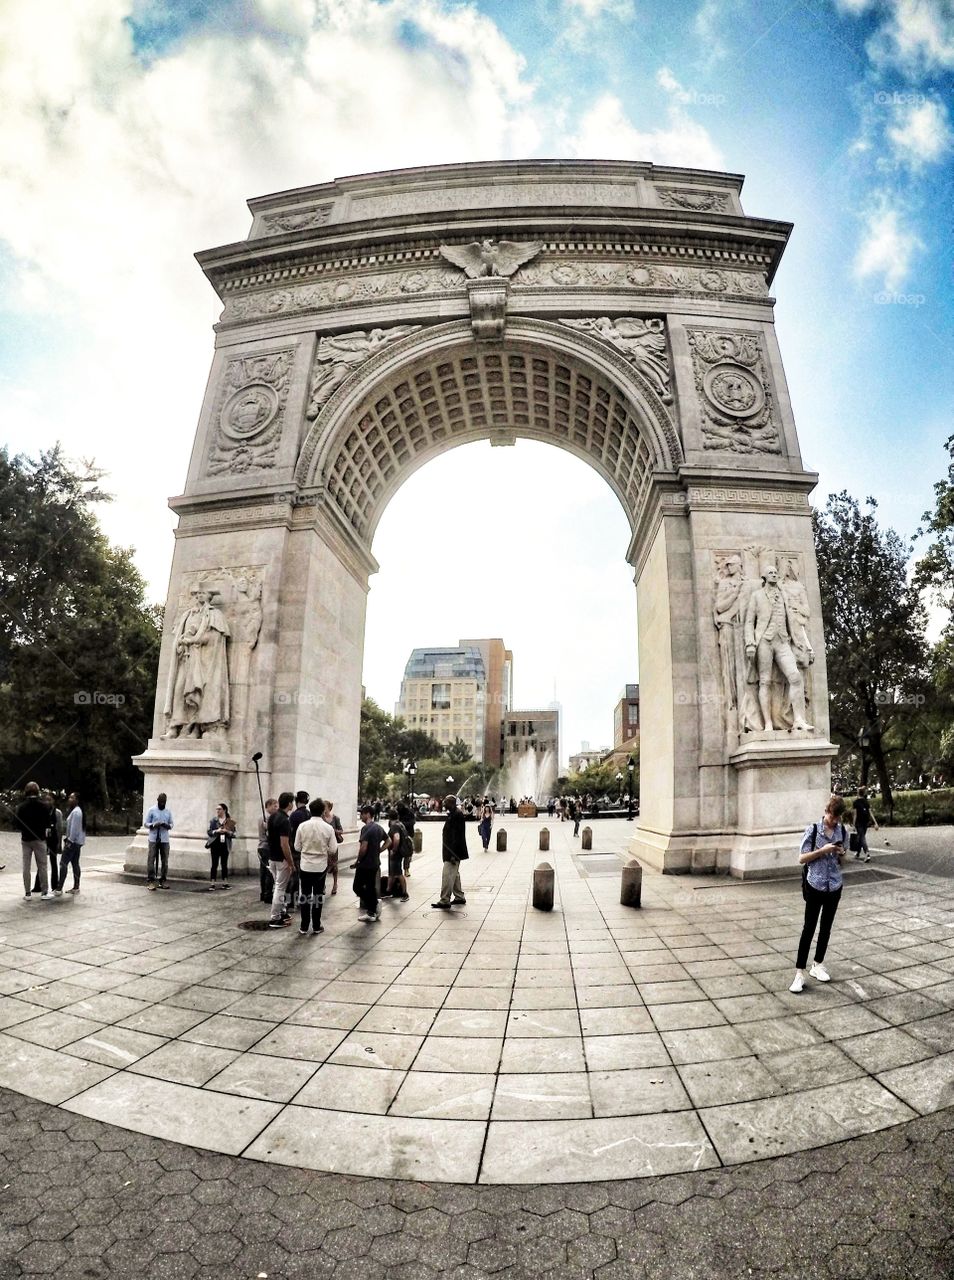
left=294, top=318, right=682, bottom=550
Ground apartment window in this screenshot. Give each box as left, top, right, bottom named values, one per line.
left=431, top=682, right=451, bottom=710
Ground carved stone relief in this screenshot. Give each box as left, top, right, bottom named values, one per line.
left=162, top=568, right=265, bottom=746
left=657, top=186, right=731, bottom=212
left=558, top=316, right=672, bottom=403
left=306, top=326, right=421, bottom=421
left=218, top=258, right=769, bottom=324
left=712, top=546, right=815, bottom=745
left=260, top=204, right=333, bottom=233
left=207, top=351, right=293, bottom=476
left=687, top=329, right=781, bottom=455
left=439, top=238, right=543, bottom=279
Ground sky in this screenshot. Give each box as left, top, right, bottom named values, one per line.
left=1, top=0, right=952, bottom=763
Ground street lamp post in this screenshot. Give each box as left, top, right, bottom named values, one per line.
left=404, top=759, right=417, bottom=806
left=626, top=755, right=635, bottom=820
left=446, top=775, right=455, bottom=796
left=615, top=771, right=623, bottom=807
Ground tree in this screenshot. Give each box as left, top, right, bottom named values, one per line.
left=357, top=697, right=443, bottom=798
left=915, top=433, right=954, bottom=619
left=0, top=446, right=161, bottom=807
left=813, top=493, right=930, bottom=807
left=445, top=737, right=473, bottom=764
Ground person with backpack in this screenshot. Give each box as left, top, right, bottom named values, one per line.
left=385, top=809, right=411, bottom=902
left=789, top=794, right=848, bottom=993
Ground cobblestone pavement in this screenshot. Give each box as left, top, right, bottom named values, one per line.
left=1, top=1082, right=952, bottom=1278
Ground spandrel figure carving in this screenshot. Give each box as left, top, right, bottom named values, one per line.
left=561, top=316, right=672, bottom=402
left=743, top=563, right=814, bottom=732
left=306, top=326, right=420, bottom=419
left=162, top=587, right=231, bottom=739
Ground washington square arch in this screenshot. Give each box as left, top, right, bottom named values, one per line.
left=126, top=159, right=837, bottom=882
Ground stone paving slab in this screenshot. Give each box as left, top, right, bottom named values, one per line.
left=2, top=821, right=954, bottom=1190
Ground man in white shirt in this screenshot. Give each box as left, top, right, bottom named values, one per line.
left=293, top=798, right=338, bottom=935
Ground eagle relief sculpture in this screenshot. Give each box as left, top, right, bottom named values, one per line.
left=439, top=238, right=543, bottom=279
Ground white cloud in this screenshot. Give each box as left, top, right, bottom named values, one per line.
left=0, top=0, right=541, bottom=593
left=867, top=0, right=954, bottom=71
left=853, top=205, right=924, bottom=291
left=886, top=98, right=952, bottom=165
left=567, top=90, right=724, bottom=168
left=565, top=0, right=635, bottom=19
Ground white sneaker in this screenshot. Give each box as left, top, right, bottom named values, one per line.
left=54, top=890, right=63, bottom=897
left=357, top=913, right=374, bottom=922
left=23, top=893, right=32, bottom=900
left=810, top=962, right=831, bottom=982
left=789, top=971, right=805, bottom=993
left=40, top=892, right=56, bottom=901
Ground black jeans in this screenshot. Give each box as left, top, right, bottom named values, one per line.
left=298, top=870, right=326, bottom=931
left=353, top=863, right=379, bottom=915
left=34, top=848, right=60, bottom=893
left=210, top=844, right=230, bottom=880
left=258, top=848, right=274, bottom=902
left=796, top=885, right=842, bottom=970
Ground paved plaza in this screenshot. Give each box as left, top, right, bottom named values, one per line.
left=1, top=819, right=953, bottom=1276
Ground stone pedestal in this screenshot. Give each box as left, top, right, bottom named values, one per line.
left=496, top=829, right=507, bottom=852
left=125, top=740, right=245, bottom=880
left=533, top=862, right=554, bottom=911
left=539, top=827, right=550, bottom=852
left=581, top=827, right=593, bottom=851
left=620, top=859, right=643, bottom=907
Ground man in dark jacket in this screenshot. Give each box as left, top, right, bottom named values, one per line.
left=17, top=782, right=55, bottom=900
left=432, top=794, right=468, bottom=909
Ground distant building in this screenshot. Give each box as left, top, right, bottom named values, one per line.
left=614, top=684, right=640, bottom=749
left=569, top=747, right=609, bottom=774
left=396, top=638, right=512, bottom=765
left=460, top=638, right=513, bottom=767
left=501, top=708, right=560, bottom=797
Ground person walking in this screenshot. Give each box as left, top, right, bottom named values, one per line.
left=60, top=793, right=86, bottom=894
left=477, top=802, right=493, bottom=851
left=17, top=782, right=55, bottom=900
left=385, top=809, right=411, bottom=902
left=851, top=786, right=879, bottom=863
left=789, top=795, right=849, bottom=993
left=396, top=801, right=415, bottom=878
left=294, top=798, right=336, bottom=935
left=145, top=792, right=173, bottom=890
left=206, top=803, right=235, bottom=889
left=432, top=794, right=468, bottom=909
left=322, top=800, right=343, bottom=895
left=355, top=804, right=386, bottom=922
left=267, top=793, right=296, bottom=928
left=258, top=797, right=278, bottom=903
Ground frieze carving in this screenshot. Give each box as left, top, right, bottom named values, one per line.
left=558, top=317, right=672, bottom=403
left=712, top=546, right=815, bottom=744
left=218, top=258, right=769, bottom=324
left=306, top=326, right=421, bottom=420
left=260, top=204, right=333, bottom=233
left=687, top=329, right=781, bottom=455
left=657, top=186, right=731, bottom=212
left=439, top=238, right=543, bottom=279
left=207, top=350, right=293, bottom=476
left=687, top=488, right=807, bottom=509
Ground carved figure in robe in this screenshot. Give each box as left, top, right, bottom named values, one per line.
left=162, top=587, right=231, bottom=739
left=561, top=316, right=672, bottom=402
left=743, top=565, right=813, bottom=732
left=306, top=326, right=419, bottom=418
left=713, top=554, right=744, bottom=729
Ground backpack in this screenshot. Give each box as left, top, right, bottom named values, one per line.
left=802, top=822, right=845, bottom=899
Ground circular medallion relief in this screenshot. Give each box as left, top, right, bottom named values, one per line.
left=221, top=383, right=279, bottom=441
left=703, top=363, right=764, bottom=418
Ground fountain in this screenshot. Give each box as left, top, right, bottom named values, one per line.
left=498, top=749, right=557, bottom=814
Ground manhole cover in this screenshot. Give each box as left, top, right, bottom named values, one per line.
left=238, top=919, right=273, bottom=930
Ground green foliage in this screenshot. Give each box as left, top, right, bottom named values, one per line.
left=562, top=759, right=636, bottom=799
left=0, top=447, right=161, bottom=807
left=886, top=787, right=954, bottom=827
left=444, top=737, right=473, bottom=764
left=916, top=433, right=954, bottom=618
left=358, top=697, right=443, bottom=797
left=813, top=493, right=930, bottom=806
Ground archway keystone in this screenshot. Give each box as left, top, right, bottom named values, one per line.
left=127, top=160, right=835, bottom=880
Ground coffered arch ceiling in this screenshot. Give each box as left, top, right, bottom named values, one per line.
left=297, top=320, right=680, bottom=548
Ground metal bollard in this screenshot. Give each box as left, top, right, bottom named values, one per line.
left=539, top=827, right=550, bottom=852
left=496, top=828, right=507, bottom=852
left=533, top=861, right=554, bottom=911
left=413, top=829, right=423, bottom=854
left=620, top=858, right=643, bottom=908
left=581, top=826, right=592, bottom=851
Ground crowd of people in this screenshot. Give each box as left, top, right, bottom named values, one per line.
left=11, top=782, right=86, bottom=899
